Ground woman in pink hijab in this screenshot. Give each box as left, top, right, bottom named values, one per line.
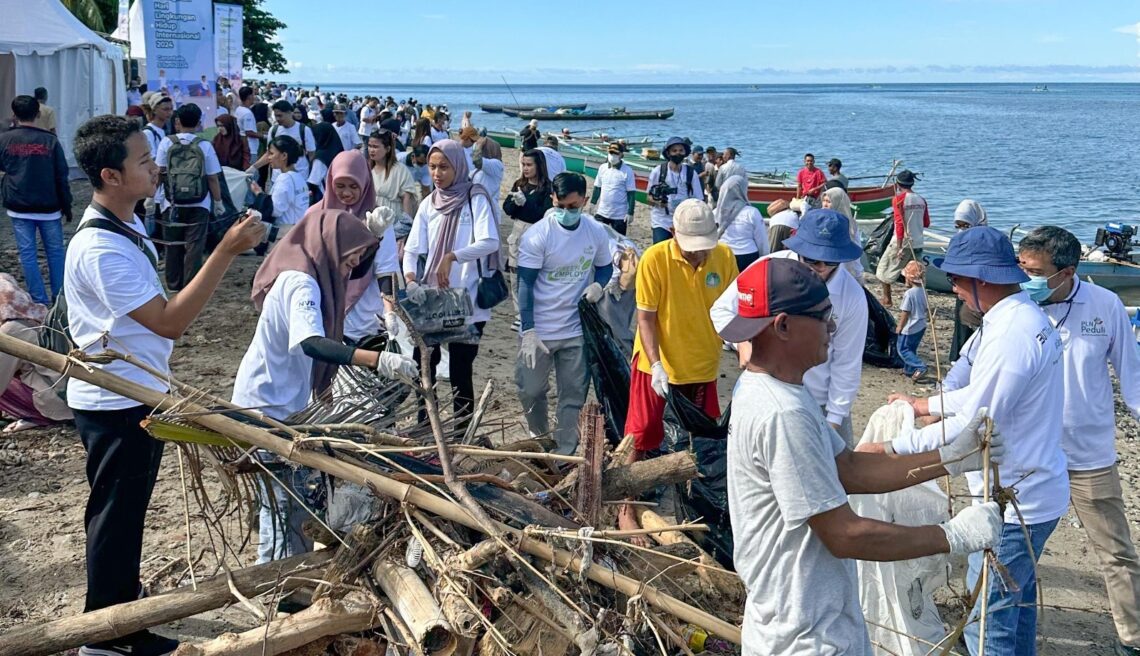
left=318, top=150, right=404, bottom=342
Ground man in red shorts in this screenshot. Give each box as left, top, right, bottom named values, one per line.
left=617, top=199, right=738, bottom=538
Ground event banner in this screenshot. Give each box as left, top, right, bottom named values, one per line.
left=214, top=4, right=243, bottom=90
left=142, top=0, right=216, bottom=126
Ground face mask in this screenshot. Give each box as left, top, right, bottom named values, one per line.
left=552, top=207, right=581, bottom=227
left=1020, top=270, right=1063, bottom=304
left=668, top=154, right=685, bottom=165
left=607, top=154, right=621, bottom=165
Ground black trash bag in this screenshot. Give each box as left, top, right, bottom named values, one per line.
left=661, top=391, right=736, bottom=570
left=579, top=298, right=630, bottom=446
left=863, top=216, right=894, bottom=269
left=863, top=286, right=902, bottom=368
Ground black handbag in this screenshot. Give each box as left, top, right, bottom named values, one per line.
left=475, top=257, right=509, bottom=310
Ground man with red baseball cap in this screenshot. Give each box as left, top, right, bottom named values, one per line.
left=721, top=257, right=1004, bottom=655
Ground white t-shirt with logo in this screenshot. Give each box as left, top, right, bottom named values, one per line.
left=517, top=214, right=612, bottom=341
left=344, top=226, right=402, bottom=341
left=65, top=207, right=171, bottom=410
left=231, top=270, right=325, bottom=421
left=269, top=122, right=315, bottom=181
left=592, top=161, right=636, bottom=221
left=234, top=105, right=258, bottom=158
left=155, top=133, right=222, bottom=211
left=270, top=170, right=310, bottom=226
left=728, top=370, right=870, bottom=656
left=647, top=164, right=703, bottom=231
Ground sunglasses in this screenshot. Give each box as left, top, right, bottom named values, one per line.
left=946, top=273, right=963, bottom=288
left=801, top=256, right=839, bottom=268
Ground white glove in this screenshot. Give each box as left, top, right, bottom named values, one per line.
left=245, top=165, right=259, bottom=178
left=650, top=361, right=669, bottom=399
left=375, top=351, right=419, bottom=380
left=940, top=501, right=1002, bottom=554
left=604, top=278, right=623, bottom=301
left=583, top=282, right=604, bottom=304
left=510, top=190, right=526, bottom=206
left=519, top=329, right=549, bottom=369
left=938, top=407, right=1005, bottom=476
left=384, top=311, right=402, bottom=338
left=365, top=206, right=396, bottom=237
left=404, top=281, right=427, bottom=304
left=213, top=203, right=226, bottom=217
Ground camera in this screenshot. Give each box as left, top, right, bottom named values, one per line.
left=1095, top=222, right=1135, bottom=260
left=648, top=182, right=677, bottom=203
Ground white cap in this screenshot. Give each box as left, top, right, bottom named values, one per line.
left=672, top=199, right=718, bottom=252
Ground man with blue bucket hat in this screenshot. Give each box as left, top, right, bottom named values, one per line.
left=712, top=208, right=868, bottom=445
left=865, top=226, right=1069, bottom=656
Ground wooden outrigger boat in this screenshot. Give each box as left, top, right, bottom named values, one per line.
left=510, top=107, right=675, bottom=121
left=479, top=103, right=587, bottom=113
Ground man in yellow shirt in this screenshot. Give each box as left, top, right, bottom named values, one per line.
left=32, top=88, right=56, bottom=134
left=618, top=199, right=738, bottom=537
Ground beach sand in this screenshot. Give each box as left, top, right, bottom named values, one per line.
left=0, top=145, right=1135, bottom=653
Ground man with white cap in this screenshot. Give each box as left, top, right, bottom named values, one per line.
left=331, top=104, right=362, bottom=152
left=865, top=226, right=1067, bottom=656
left=720, top=256, right=1003, bottom=656
left=712, top=208, right=868, bottom=445
left=617, top=199, right=737, bottom=538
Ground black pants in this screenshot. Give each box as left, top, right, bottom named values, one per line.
left=734, top=251, right=759, bottom=273
left=414, top=322, right=485, bottom=427
left=73, top=404, right=165, bottom=612
left=164, top=206, right=210, bottom=291
left=595, top=214, right=627, bottom=236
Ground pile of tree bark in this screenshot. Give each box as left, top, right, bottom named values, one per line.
left=0, top=332, right=745, bottom=656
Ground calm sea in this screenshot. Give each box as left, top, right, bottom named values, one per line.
left=300, top=83, right=1140, bottom=242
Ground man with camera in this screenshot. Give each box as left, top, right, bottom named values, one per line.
left=647, top=136, right=704, bottom=244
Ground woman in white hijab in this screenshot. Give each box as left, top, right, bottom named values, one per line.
left=949, top=198, right=988, bottom=361
left=822, top=186, right=863, bottom=279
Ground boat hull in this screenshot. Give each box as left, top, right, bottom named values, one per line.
left=514, top=109, right=675, bottom=121
left=479, top=103, right=587, bottom=113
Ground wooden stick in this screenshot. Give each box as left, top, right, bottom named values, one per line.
left=639, top=509, right=745, bottom=600
left=0, top=549, right=335, bottom=656
left=172, top=592, right=382, bottom=656
left=0, top=334, right=742, bottom=645
left=600, top=450, right=700, bottom=500
left=978, top=418, right=994, bottom=656
left=450, top=538, right=507, bottom=571
left=535, top=524, right=709, bottom=539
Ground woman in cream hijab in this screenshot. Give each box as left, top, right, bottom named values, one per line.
left=823, top=186, right=863, bottom=279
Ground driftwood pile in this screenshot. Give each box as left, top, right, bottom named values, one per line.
left=0, top=325, right=745, bottom=656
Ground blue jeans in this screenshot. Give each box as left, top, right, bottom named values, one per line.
left=897, top=328, right=927, bottom=376
left=652, top=226, right=673, bottom=244
left=11, top=217, right=64, bottom=305
left=964, top=518, right=1059, bottom=656
left=255, top=463, right=321, bottom=564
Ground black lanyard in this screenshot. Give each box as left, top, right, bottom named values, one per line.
left=1045, top=280, right=1080, bottom=330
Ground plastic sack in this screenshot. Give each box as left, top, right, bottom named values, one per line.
left=863, top=216, right=894, bottom=267
left=661, top=391, right=735, bottom=570
left=399, top=287, right=474, bottom=345
left=863, top=287, right=902, bottom=369
left=579, top=298, right=630, bottom=445
left=851, top=401, right=948, bottom=656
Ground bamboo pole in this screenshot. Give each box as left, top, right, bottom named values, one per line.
left=372, top=561, right=456, bottom=655
left=0, top=334, right=742, bottom=645
left=172, top=592, right=382, bottom=656
left=0, top=550, right=335, bottom=656
left=978, top=418, right=994, bottom=656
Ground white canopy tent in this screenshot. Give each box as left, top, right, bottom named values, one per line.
left=111, top=1, right=146, bottom=62
left=0, top=0, right=127, bottom=172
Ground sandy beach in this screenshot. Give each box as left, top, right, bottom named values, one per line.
left=0, top=144, right=1136, bottom=654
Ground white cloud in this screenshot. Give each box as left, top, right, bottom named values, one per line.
left=288, top=60, right=304, bottom=69
left=1115, top=22, right=1140, bottom=57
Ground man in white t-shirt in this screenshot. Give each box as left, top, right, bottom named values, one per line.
left=249, top=100, right=315, bottom=182
left=155, top=103, right=224, bottom=290
left=646, top=136, right=703, bottom=244
left=358, top=97, right=380, bottom=140
left=1017, top=226, right=1140, bottom=655
left=234, top=86, right=262, bottom=162
left=715, top=256, right=1002, bottom=656
left=67, top=115, right=265, bottom=656
left=515, top=173, right=613, bottom=455
left=869, top=227, right=1067, bottom=656
left=588, top=142, right=637, bottom=236
left=141, top=93, right=173, bottom=237
left=332, top=104, right=362, bottom=152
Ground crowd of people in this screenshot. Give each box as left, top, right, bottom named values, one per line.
left=0, top=78, right=1138, bottom=656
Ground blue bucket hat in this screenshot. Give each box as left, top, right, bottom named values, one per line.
left=783, top=209, right=864, bottom=263
left=664, top=136, right=691, bottom=156
left=933, top=226, right=1029, bottom=284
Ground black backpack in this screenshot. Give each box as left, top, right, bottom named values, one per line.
left=654, top=163, right=696, bottom=196
left=164, top=135, right=209, bottom=204
left=39, top=212, right=159, bottom=396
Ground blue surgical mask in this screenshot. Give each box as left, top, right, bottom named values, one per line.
left=552, top=207, right=581, bottom=228
left=1020, top=270, right=1062, bottom=304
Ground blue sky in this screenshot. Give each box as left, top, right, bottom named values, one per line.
left=261, top=0, right=1140, bottom=84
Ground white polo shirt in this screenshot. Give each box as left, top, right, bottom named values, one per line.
left=592, top=161, right=636, bottom=221
left=709, top=250, right=868, bottom=425
left=1042, top=280, right=1140, bottom=471
left=896, top=292, right=1069, bottom=525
